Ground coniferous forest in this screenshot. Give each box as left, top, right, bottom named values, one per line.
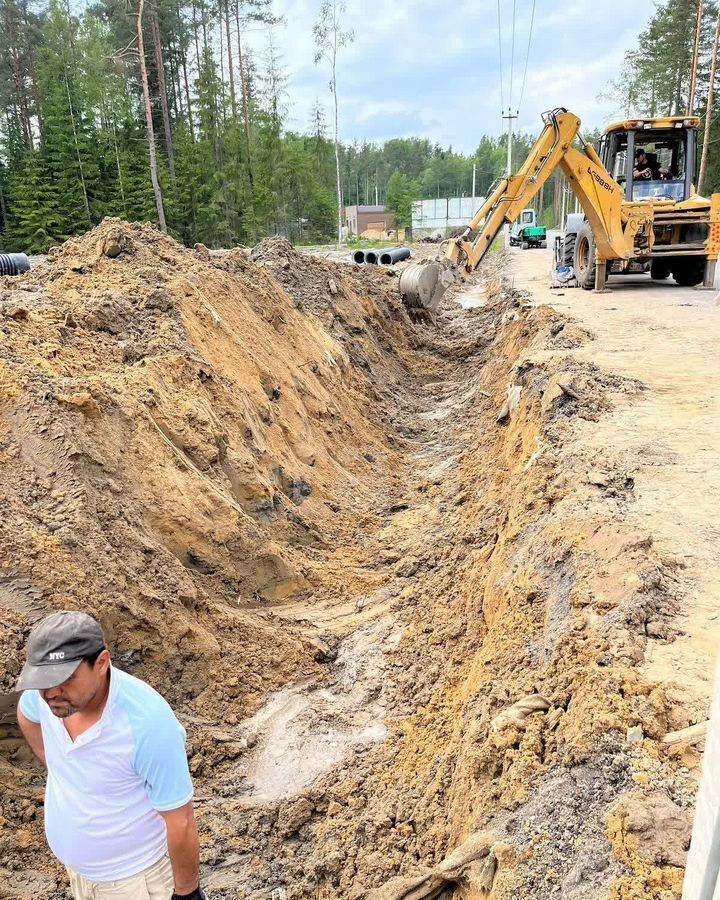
left=1, top=0, right=720, bottom=253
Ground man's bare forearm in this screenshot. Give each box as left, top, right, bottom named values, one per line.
left=161, top=802, right=200, bottom=895
left=17, top=710, right=46, bottom=767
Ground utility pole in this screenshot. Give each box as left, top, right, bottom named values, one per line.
left=688, top=0, right=705, bottom=115
left=503, top=109, right=518, bottom=175
left=699, top=3, right=720, bottom=193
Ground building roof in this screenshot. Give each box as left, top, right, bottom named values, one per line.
left=345, top=205, right=386, bottom=213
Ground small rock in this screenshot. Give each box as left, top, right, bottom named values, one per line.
left=627, top=725, right=644, bottom=745
left=3, top=303, right=29, bottom=320
left=328, top=278, right=338, bottom=295
left=587, top=470, right=609, bottom=487
left=395, top=556, right=420, bottom=578
left=278, top=798, right=314, bottom=834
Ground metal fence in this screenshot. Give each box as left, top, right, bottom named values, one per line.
left=411, top=197, right=484, bottom=233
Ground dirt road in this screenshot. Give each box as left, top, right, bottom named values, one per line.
left=507, top=246, right=720, bottom=714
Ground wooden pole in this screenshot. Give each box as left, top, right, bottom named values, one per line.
left=699, top=3, right=720, bottom=193
left=688, top=0, right=705, bottom=115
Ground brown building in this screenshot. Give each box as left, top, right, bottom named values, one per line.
left=343, top=205, right=397, bottom=236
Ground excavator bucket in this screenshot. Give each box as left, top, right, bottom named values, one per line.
left=399, top=259, right=457, bottom=315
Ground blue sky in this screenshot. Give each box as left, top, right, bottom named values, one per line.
left=245, top=0, right=658, bottom=152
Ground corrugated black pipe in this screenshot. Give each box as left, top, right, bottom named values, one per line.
left=352, top=250, right=366, bottom=264
left=0, top=253, right=30, bottom=276
left=379, top=248, right=411, bottom=265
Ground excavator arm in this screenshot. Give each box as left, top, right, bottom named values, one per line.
left=447, top=108, right=645, bottom=283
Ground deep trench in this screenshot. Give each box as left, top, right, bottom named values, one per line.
left=0, top=233, right=680, bottom=900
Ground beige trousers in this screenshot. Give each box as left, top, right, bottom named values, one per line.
left=68, top=854, right=174, bottom=899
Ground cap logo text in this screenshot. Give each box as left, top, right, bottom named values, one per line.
left=48, top=651, right=65, bottom=660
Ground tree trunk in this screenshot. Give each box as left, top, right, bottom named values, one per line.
left=688, top=0, right=704, bottom=114
left=234, top=0, right=253, bottom=186
left=151, top=13, right=176, bottom=185
left=111, top=115, right=128, bottom=216
left=332, top=66, right=342, bottom=247
left=223, top=0, right=237, bottom=120
left=699, top=3, right=720, bottom=192
left=62, top=69, right=92, bottom=226
left=218, top=13, right=227, bottom=124
left=136, top=0, right=167, bottom=231
left=191, top=0, right=202, bottom=75
left=24, top=15, right=44, bottom=141
left=0, top=173, right=8, bottom=233
left=182, top=55, right=196, bottom=141
left=5, top=1, right=32, bottom=149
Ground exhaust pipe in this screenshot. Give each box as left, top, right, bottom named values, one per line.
left=352, top=250, right=366, bottom=264
left=0, top=253, right=30, bottom=276
left=379, top=248, right=411, bottom=265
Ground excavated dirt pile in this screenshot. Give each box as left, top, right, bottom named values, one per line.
left=0, top=220, right=702, bottom=900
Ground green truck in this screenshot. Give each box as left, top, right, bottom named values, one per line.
left=509, top=208, right=547, bottom=249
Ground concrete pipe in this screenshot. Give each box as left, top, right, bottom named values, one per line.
left=0, top=253, right=30, bottom=276
left=352, top=250, right=366, bottom=264
left=379, top=248, right=411, bottom=265
left=364, top=250, right=380, bottom=264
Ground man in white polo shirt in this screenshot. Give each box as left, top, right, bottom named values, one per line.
left=15, top=610, right=207, bottom=900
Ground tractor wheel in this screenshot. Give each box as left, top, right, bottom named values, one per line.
left=650, top=260, right=671, bottom=280
left=672, top=258, right=706, bottom=287
left=573, top=222, right=596, bottom=290
left=521, top=241, right=529, bottom=250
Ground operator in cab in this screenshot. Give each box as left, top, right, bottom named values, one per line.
left=634, top=148, right=669, bottom=180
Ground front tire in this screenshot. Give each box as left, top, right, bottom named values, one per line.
left=650, top=260, right=671, bottom=280
left=573, top=222, right=596, bottom=290
left=562, top=232, right=576, bottom=266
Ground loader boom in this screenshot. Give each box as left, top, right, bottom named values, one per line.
left=447, top=108, right=643, bottom=280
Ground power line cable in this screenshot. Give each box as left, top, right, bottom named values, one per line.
left=508, top=0, right=517, bottom=111
left=497, top=0, right=505, bottom=113
left=517, top=0, right=537, bottom=114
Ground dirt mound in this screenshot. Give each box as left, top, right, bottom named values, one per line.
left=0, top=225, right=701, bottom=900
left=0, top=219, right=414, bottom=724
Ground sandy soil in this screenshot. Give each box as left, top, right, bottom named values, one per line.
left=508, top=247, right=720, bottom=713
left=0, top=224, right=715, bottom=900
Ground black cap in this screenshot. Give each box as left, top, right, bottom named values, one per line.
left=16, top=611, right=105, bottom=691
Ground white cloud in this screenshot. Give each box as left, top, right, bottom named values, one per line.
left=244, top=0, right=657, bottom=151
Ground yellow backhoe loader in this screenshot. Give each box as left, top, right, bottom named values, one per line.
left=400, top=107, right=720, bottom=309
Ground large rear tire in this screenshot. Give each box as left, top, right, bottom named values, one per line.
left=573, top=222, right=596, bottom=290
left=562, top=233, right=576, bottom=266
left=672, top=258, right=705, bottom=287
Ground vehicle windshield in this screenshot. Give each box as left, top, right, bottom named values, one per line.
left=632, top=179, right=685, bottom=201
left=520, top=211, right=533, bottom=224
left=607, top=128, right=687, bottom=201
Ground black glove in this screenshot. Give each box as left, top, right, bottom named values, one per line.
left=171, top=889, right=206, bottom=900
